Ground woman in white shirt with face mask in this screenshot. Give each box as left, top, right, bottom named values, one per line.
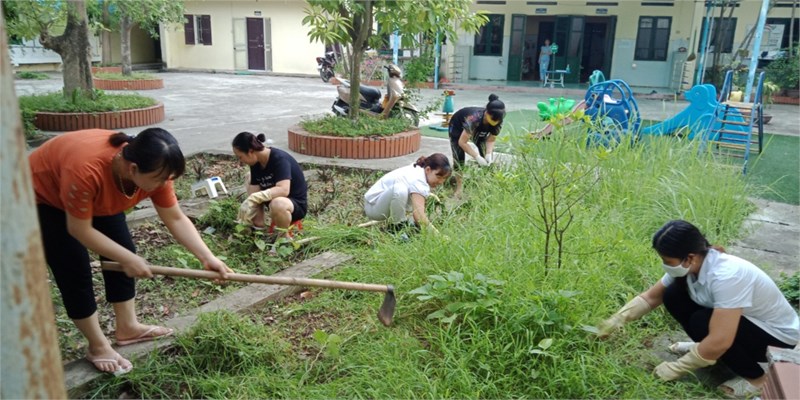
left=597, top=220, right=799, bottom=398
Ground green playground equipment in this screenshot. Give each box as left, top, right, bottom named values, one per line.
left=537, top=97, right=576, bottom=121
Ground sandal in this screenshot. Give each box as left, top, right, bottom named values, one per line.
left=116, top=325, right=174, bottom=346
left=718, top=377, right=762, bottom=399
left=86, top=352, right=133, bottom=376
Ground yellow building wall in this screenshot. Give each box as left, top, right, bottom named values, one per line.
left=160, top=0, right=323, bottom=74
left=104, top=25, right=159, bottom=65
left=456, top=0, right=794, bottom=88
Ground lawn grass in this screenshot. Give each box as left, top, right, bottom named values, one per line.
left=87, top=126, right=755, bottom=399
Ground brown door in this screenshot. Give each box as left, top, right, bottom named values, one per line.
left=246, top=18, right=265, bottom=70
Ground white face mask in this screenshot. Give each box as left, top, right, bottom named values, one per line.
left=662, top=262, right=690, bottom=278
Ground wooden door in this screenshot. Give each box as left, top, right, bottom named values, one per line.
left=246, top=17, right=265, bottom=71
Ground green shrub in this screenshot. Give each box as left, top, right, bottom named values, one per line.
left=402, top=53, right=435, bottom=86
left=765, top=47, right=800, bottom=90
left=94, top=72, right=158, bottom=80
left=18, top=90, right=157, bottom=113
left=15, top=71, right=49, bottom=80
left=300, top=114, right=412, bottom=137
left=777, top=272, right=800, bottom=309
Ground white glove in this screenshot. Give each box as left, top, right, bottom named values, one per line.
left=428, top=193, right=442, bottom=204
left=654, top=344, right=716, bottom=381
left=597, top=296, right=651, bottom=338
left=237, top=189, right=272, bottom=225
left=474, top=155, right=489, bottom=167
left=485, top=153, right=495, bottom=165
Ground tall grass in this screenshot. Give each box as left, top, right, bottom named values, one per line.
left=90, top=125, right=754, bottom=398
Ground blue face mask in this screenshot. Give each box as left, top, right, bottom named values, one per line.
left=662, top=262, right=690, bottom=278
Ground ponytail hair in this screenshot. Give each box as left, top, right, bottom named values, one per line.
left=109, top=128, right=185, bottom=178
left=486, top=94, right=506, bottom=121
left=652, top=220, right=712, bottom=259
left=414, top=153, right=452, bottom=177
left=232, top=131, right=267, bottom=153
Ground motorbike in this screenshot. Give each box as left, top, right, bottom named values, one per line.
left=330, top=69, right=420, bottom=127
left=316, top=51, right=336, bottom=83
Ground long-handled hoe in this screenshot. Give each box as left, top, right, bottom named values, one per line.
left=101, top=261, right=396, bottom=326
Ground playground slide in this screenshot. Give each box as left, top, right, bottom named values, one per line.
left=640, top=84, right=748, bottom=140
left=531, top=100, right=587, bottom=139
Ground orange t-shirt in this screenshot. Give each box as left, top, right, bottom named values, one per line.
left=29, top=129, right=178, bottom=219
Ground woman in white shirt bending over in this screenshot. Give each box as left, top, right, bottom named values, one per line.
left=364, top=153, right=451, bottom=234
left=597, top=220, right=799, bottom=398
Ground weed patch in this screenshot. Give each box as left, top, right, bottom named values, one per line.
left=300, top=114, right=413, bottom=137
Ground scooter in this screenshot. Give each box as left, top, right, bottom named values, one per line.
left=331, top=65, right=420, bottom=127
left=316, top=51, right=336, bottom=83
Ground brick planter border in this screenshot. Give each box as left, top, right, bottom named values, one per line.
left=33, top=103, right=165, bottom=131
left=288, top=125, right=420, bottom=159
left=91, top=66, right=122, bottom=74
left=93, top=77, right=164, bottom=90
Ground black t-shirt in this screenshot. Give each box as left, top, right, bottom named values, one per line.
left=448, top=107, right=503, bottom=143
left=249, top=147, right=307, bottom=206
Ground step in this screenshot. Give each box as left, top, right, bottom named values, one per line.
left=723, top=101, right=755, bottom=110
left=710, top=141, right=753, bottom=151
left=718, top=129, right=755, bottom=136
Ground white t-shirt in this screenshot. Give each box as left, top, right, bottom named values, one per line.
left=364, top=164, right=431, bottom=205
left=661, top=249, right=799, bottom=345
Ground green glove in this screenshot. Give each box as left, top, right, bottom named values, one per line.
left=654, top=344, right=716, bottom=381
left=597, top=296, right=651, bottom=338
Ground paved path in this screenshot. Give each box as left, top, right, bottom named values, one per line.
left=14, top=72, right=799, bottom=278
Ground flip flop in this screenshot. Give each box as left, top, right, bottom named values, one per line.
left=86, top=354, right=133, bottom=376
left=116, top=326, right=174, bottom=346
left=718, top=377, right=762, bottom=399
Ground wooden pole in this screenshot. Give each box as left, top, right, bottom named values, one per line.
left=0, top=12, right=67, bottom=399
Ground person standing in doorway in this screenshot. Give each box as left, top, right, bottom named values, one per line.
left=539, top=39, right=553, bottom=82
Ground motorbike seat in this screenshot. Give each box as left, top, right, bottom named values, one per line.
left=359, top=85, right=382, bottom=103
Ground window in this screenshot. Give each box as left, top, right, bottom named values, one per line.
left=474, top=14, right=504, bottom=56
left=635, top=16, right=671, bottom=61
left=698, top=17, right=736, bottom=54
left=184, top=14, right=212, bottom=45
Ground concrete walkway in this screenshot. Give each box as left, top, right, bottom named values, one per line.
left=14, top=72, right=799, bottom=278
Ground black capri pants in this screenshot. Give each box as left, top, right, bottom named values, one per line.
left=448, top=127, right=486, bottom=171
left=37, top=204, right=136, bottom=320
left=662, top=282, right=795, bottom=379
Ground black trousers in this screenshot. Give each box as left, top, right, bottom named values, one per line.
left=662, top=282, right=794, bottom=379
left=37, top=204, right=136, bottom=320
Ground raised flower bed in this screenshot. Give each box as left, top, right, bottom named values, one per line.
left=33, top=103, right=165, bottom=131
left=288, top=124, right=420, bottom=159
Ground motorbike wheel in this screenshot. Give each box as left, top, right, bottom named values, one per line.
left=320, top=68, right=331, bottom=83
left=399, top=109, right=420, bottom=128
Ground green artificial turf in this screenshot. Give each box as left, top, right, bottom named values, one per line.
left=748, top=134, right=800, bottom=205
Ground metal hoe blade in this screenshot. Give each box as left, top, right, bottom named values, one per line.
left=377, top=285, right=396, bottom=326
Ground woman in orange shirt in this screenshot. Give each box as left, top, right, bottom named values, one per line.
left=29, top=128, right=231, bottom=375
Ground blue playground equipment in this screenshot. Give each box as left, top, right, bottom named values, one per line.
left=639, top=83, right=748, bottom=141
left=583, top=79, right=641, bottom=147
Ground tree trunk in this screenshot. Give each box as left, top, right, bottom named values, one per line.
left=347, top=0, right=374, bottom=120
left=0, top=15, right=68, bottom=399
left=39, top=0, right=94, bottom=99
left=101, top=1, right=113, bottom=64
left=120, top=15, right=133, bottom=76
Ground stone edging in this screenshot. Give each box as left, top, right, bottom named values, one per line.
left=93, top=77, right=164, bottom=90
left=288, top=125, right=420, bottom=159
left=33, top=103, right=165, bottom=131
